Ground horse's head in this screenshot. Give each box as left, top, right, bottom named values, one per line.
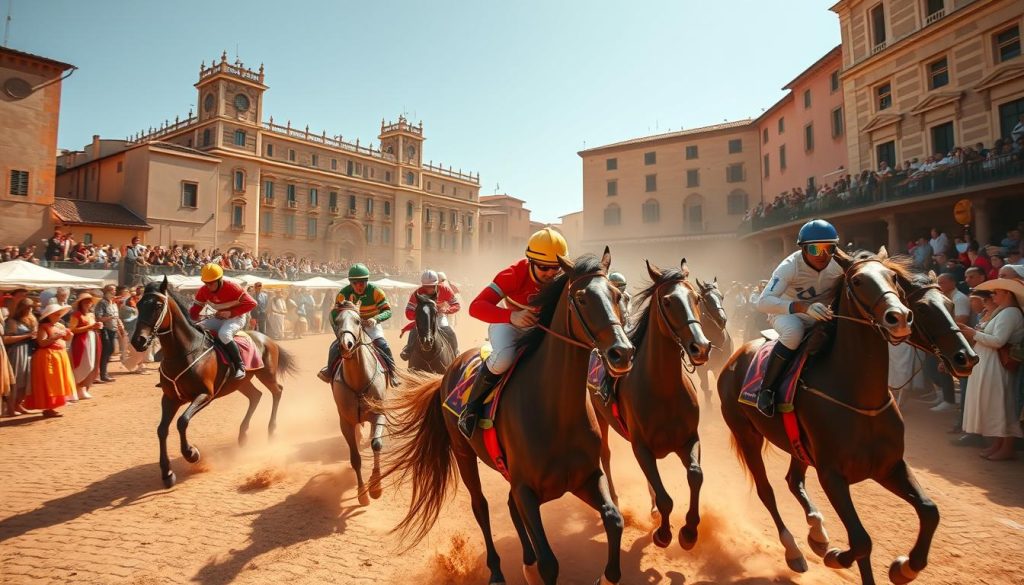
left=415, top=293, right=438, bottom=352
left=900, top=273, right=979, bottom=377
left=334, top=300, right=363, bottom=356
left=131, top=276, right=171, bottom=352
left=558, top=247, right=635, bottom=376
left=696, top=275, right=728, bottom=330
left=646, top=259, right=712, bottom=365
left=834, top=249, right=914, bottom=343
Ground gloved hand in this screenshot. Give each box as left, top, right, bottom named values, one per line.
left=361, top=317, right=377, bottom=327
left=806, top=302, right=833, bottom=321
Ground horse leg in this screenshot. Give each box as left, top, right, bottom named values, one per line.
left=598, top=418, right=619, bottom=507
left=176, top=393, right=213, bottom=464
left=876, top=460, right=939, bottom=585
left=572, top=471, right=624, bottom=585
left=676, top=436, right=703, bottom=550
left=631, top=442, right=673, bottom=548
left=367, top=413, right=385, bottom=500
left=255, top=368, right=283, bottom=439
left=157, top=395, right=182, bottom=488
left=512, top=485, right=558, bottom=585
left=451, top=446, right=504, bottom=584
left=735, top=431, right=807, bottom=573
left=236, top=381, right=262, bottom=448
left=785, top=457, right=830, bottom=557
left=340, top=420, right=368, bottom=506
left=818, top=470, right=875, bottom=585
left=507, top=492, right=539, bottom=583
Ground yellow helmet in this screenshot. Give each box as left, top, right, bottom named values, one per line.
left=200, top=263, right=224, bottom=283
left=525, top=227, right=568, bottom=266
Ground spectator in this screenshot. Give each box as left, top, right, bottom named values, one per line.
left=26, top=303, right=75, bottom=417
left=252, top=282, right=269, bottom=334
left=929, top=227, right=951, bottom=256
left=94, top=285, right=121, bottom=383
left=40, top=287, right=69, bottom=308
left=268, top=289, right=287, bottom=339
left=911, top=236, right=932, bottom=269
left=2, top=288, right=28, bottom=320
left=68, top=292, right=103, bottom=401
left=3, top=298, right=38, bottom=417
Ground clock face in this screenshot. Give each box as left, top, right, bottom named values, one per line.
left=203, top=93, right=215, bottom=112
left=234, top=93, right=251, bottom=112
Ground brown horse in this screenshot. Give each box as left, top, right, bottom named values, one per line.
left=330, top=301, right=388, bottom=505
left=694, top=276, right=734, bottom=406
left=131, top=277, right=295, bottom=489
left=382, top=250, right=635, bottom=585
left=592, top=260, right=711, bottom=551
left=718, top=250, right=976, bottom=585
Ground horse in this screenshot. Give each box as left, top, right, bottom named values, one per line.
left=694, top=276, right=734, bottom=406
left=591, top=260, right=712, bottom=552
left=330, top=300, right=389, bottom=505
left=131, top=277, right=295, bottom=489
left=382, top=250, right=635, bottom=585
left=718, top=250, right=977, bottom=585
left=406, top=293, right=457, bottom=374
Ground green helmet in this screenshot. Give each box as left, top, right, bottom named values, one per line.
left=348, top=263, right=370, bottom=280
left=609, top=272, right=627, bottom=286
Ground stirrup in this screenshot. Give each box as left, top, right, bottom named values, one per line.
left=458, top=411, right=478, bottom=439
left=756, top=390, right=776, bottom=417
left=232, top=368, right=246, bottom=380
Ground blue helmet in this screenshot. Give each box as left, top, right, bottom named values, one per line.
left=797, top=219, right=839, bottom=245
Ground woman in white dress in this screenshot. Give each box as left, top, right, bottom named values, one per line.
left=959, top=278, right=1024, bottom=461
left=268, top=290, right=287, bottom=340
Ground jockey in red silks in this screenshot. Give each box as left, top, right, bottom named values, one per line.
left=399, top=269, right=461, bottom=360
left=457, top=227, right=568, bottom=439
left=189, top=263, right=257, bottom=380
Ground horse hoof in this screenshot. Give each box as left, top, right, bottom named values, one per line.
left=368, top=476, right=383, bottom=499
left=653, top=527, right=672, bottom=548
left=357, top=487, right=370, bottom=506
left=889, top=556, right=919, bottom=584
left=370, top=438, right=383, bottom=452
left=678, top=525, right=698, bottom=551
left=786, top=555, right=809, bottom=573
left=184, top=446, right=201, bottom=464
left=808, top=534, right=830, bottom=558
left=522, top=563, right=543, bottom=585
left=823, top=548, right=844, bottom=569
left=162, top=471, right=176, bottom=489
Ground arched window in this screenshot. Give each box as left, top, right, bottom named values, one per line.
left=604, top=203, right=621, bottom=226
left=642, top=198, right=660, bottom=223
left=406, top=145, right=416, bottom=160
left=405, top=171, right=415, bottom=185
left=684, top=194, right=704, bottom=233
left=727, top=189, right=749, bottom=215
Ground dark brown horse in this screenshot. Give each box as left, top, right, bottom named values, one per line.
left=406, top=293, right=457, bottom=374
left=694, top=276, right=734, bottom=406
left=382, top=250, right=635, bottom=585
left=718, top=250, right=977, bottom=585
left=592, top=260, right=711, bottom=551
left=131, top=277, right=295, bottom=488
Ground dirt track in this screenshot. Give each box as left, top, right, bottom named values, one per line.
left=2, top=327, right=1023, bottom=585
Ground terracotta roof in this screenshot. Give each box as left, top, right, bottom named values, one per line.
left=0, top=46, right=75, bottom=70
left=51, top=198, right=152, bottom=230
left=578, top=119, right=754, bottom=155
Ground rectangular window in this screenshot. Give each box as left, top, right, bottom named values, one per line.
left=645, top=174, right=657, bottom=192
left=311, top=154, right=319, bottom=167
left=181, top=182, right=198, bottom=207
left=202, top=129, right=211, bottom=146
left=831, top=107, right=845, bottom=138
left=876, top=82, right=892, bottom=111
left=778, top=117, right=785, bottom=134
left=309, top=188, right=318, bottom=207
left=994, top=25, right=1020, bottom=64
left=803, top=89, right=812, bottom=108
left=931, top=121, right=955, bottom=155
left=780, top=145, right=787, bottom=170
left=288, top=149, right=296, bottom=162
left=726, top=163, right=744, bottom=183
left=804, top=123, right=814, bottom=152
left=686, top=169, right=699, bottom=187
left=233, top=170, right=245, bottom=191
left=365, top=224, right=374, bottom=243
left=685, top=145, right=698, bottom=159
left=264, top=180, right=274, bottom=199
left=231, top=205, right=243, bottom=228
left=348, top=194, right=357, bottom=210
left=384, top=201, right=391, bottom=216
left=870, top=4, right=887, bottom=49
left=606, top=158, right=617, bottom=170
left=8, top=170, right=28, bottom=196
left=366, top=198, right=374, bottom=214
left=385, top=171, right=392, bottom=182
left=603, top=206, right=621, bottom=226
left=286, top=184, right=296, bottom=202
left=329, top=191, right=338, bottom=210
left=261, top=211, right=273, bottom=234
left=925, top=0, right=944, bottom=22
left=644, top=151, right=656, bottom=165
left=331, top=158, right=338, bottom=170
left=382, top=225, right=391, bottom=244
left=284, top=214, right=295, bottom=236
left=234, top=130, right=246, bottom=146
left=830, top=70, right=840, bottom=92
left=347, top=160, right=354, bottom=176
left=763, top=154, right=770, bottom=178
left=728, top=139, right=742, bottom=153
left=763, top=128, right=769, bottom=144
left=266, top=144, right=274, bottom=157
left=928, top=57, right=949, bottom=89
left=998, top=97, right=1024, bottom=141
left=606, top=179, right=618, bottom=197
left=307, top=218, right=318, bottom=239
left=406, top=227, right=413, bottom=246
left=876, top=140, right=896, bottom=169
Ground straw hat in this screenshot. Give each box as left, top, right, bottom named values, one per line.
left=975, top=278, right=1024, bottom=308
left=71, top=292, right=96, bottom=309
left=39, top=303, right=71, bottom=322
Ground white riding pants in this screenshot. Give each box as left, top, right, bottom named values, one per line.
left=362, top=321, right=385, bottom=342
left=199, top=314, right=247, bottom=344
left=769, top=313, right=817, bottom=350
left=485, top=322, right=529, bottom=374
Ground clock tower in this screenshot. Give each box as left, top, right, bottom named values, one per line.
left=194, top=51, right=267, bottom=150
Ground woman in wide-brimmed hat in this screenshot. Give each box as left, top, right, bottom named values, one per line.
left=26, top=303, right=76, bottom=417
left=959, top=278, right=1024, bottom=461
left=68, top=292, right=103, bottom=400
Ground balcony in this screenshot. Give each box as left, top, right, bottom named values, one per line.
left=925, top=8, right=945, bottom=25
left=467, top=225, right=475, bottom=234
left=262, top=196, right=275, bottom=207
left=424, top=220, right=435, bottom=230
left=872, top=41, right=887, bottom=55
left=346, top=208, right=358, bottom=217
left=285, top=199, right=298, bottom=209
left=229, top=223, right=245, bottom=232
left=453, top=223, right=461, bottom=232
left=439, top=222, right=448, bottom=231
left=307, top=206, right=320, bottom=215
left=329, top=205, right=340, bottom=215
left=382, top=213, right=393, bottom=222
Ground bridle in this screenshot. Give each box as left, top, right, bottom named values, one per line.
left=536, top=271, right=628, bottom=376
left=652, top=279, right=704, bottom=373
left=900, top=283, right=964, bottom=363
left=333, top=304, right=382, bottom=397
left=834, top=258, right=911, bottom=344
left=137, top=291, right=173, bottom=348
left=698, top=283, right=728, bottom=330
left=137, top=291, right=217, bottom=401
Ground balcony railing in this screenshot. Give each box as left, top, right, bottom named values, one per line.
left=422, top=162, right=480, bottom=185
left=872, top=41, right=887, bottom=55
left=925, top=8, right=945, bottom=25
left=741, top=155, right=1024, bottom=234
left=261, top=119, right=395, bottom=161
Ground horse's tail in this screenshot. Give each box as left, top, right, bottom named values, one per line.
left=378, top=372, right=454, bottom=547
left=275, top=344, right=297, bottom=378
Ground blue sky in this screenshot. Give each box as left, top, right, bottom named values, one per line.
left=8, top=0, right=840, bottom=223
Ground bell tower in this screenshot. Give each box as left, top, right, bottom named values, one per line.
left=195, top=51, right=267, bottom=130
left=379, top=115, right=424, bottom=171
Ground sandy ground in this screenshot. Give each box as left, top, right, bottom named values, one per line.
left=1, top=323, right=1023, bottom=585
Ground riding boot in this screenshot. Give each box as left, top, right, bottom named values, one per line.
left=222, top=339, right=247, bottom=380
left=318, top=340, right=340, bottom=383
left=373, top=339, right=400, bottom=386
left=457, top=363, right=503, bottom=439
left=756, top=344, right=795, bottom=418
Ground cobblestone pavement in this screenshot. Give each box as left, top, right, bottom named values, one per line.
left=2, top=329, right=1022, bottom=584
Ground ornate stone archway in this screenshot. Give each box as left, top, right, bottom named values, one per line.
left=328, top=219, right=365, bottom=263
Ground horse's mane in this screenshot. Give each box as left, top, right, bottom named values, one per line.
left=841, top=249, right=932, bottom=288
left=515, top=254, right=604, bottom=356
left=142, top=282, right=208, bottom=352
left=628, top=267, right=689, bottom=348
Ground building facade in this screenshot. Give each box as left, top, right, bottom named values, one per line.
left=477, top=194, right=534, bottom=265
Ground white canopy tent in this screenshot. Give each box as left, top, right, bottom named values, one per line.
left=0, top=260, right=105, bottom=291
left=293, top=276, right=345, bottom=290
left=370, top=278, right=418, bottom=290
left=234, top=274, right=292, bottom=289
left=145, top=273, right=242, bottom=291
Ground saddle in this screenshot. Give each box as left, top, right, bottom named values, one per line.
left=209, top=330, right=264, bottom=371
left=739, top=337, right=814, bottom=464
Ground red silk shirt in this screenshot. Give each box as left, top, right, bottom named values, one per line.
left=469, top=259, right=543, bottom=324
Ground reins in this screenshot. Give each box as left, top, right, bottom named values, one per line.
left=142, top=291, right=218, bottom=402
left=536, top=271, right=621, bottom=352
left=653, top=279, right=703, bottom=373
left=333, top=306, right=383, bottom=397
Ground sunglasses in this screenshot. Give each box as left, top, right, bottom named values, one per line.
left=804, top=243, right=836, bottom=257
left=532, top=264, right=561, bottom=273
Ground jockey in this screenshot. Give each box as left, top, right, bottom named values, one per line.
left=399, top=269, right=461, bottom=360
left=189, top=263, right=257, bottom=380
left=318, top=263, right=398, bottom=386
left=457, top=227, right=568, bottom=438
left=609, top=272, right=631, bottom=318
left=754, top=219, right=844, bottom=417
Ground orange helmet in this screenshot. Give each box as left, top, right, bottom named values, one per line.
left=525, top=228, right=568, bottom=266
left=200, top=263, right=224, bottom=283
